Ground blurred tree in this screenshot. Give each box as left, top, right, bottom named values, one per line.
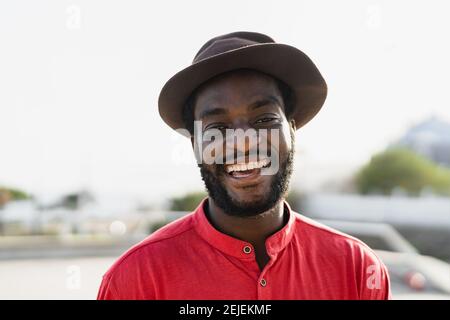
left=51, top=190, right=95, bottom=234
left=59, top=190, right=94, bottom=210
left=169, top=191, right=207, bottom=211
left=0, top=187, right=31, bottom=207
left=355, top=148, right=450, bottom=196
left=0, top=190, right=11, bottom=208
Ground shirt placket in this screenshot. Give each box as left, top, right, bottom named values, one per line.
left=240, top=243, right=278, bottom=300
left=256, top=251, right=279, bottom=300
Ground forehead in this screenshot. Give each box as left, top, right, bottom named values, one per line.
left=194, top=69, right=281, bottom=113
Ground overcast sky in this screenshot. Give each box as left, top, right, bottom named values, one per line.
left=1, top=0, right=449, bottom=205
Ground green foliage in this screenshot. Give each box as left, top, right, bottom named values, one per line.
left=0, top=186, right=31, bottom=208
left=62, top=194, right=81, bottom=210
left=169, top=191, right=207, bottom=211
left=0, top=187, right=30, bottom=201
left=59, top=190, right=94, bottom=210
left=355, top=148, right=450, bottom=196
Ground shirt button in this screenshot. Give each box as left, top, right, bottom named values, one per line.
left=260, top=278, right=267, bottom=287
left=243, top=245, right=252, bottom=254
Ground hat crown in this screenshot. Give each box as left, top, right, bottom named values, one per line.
left=158, top=31, right=327, bottom=135
left=193, top=31, right=275, bottom=63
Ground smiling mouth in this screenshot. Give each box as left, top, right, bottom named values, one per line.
left=224, top=158, right=271, bottom=179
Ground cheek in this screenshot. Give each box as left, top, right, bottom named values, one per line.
left=202, top=164, right=224, bottom=181
left=200, top=139, right=225, bottom=164
left=281, top=122, right=293, bottom=149
left=267, top=123, right=292, bottom=156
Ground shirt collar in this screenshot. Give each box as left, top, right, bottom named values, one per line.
left=193, top=197, right=297, bottom=260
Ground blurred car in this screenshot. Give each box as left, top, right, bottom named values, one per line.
left=317, top=219, right=450, bottom=300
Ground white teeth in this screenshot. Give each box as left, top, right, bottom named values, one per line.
left=225, top=158, right=270, bottom=173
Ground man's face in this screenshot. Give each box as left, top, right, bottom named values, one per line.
left=192, top=69, right=295, bottom=217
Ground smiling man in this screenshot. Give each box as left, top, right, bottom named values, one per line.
left=97, top=31, right=391, bottom=300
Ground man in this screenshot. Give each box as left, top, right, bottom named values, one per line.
left=97, top=31, right=391, bottom=300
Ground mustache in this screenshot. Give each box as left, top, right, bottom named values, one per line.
left=198, top=162, right=226, bottom=174
left=204, top=146, right=279, bottom=165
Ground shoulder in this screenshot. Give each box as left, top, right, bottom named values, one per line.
left=292, top=212, right=391, bottom=299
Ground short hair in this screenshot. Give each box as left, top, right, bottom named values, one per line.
left=182, top=75, right=295, bottom=135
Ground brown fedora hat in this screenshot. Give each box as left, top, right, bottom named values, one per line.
left=158, top=31, right=327, bottom=135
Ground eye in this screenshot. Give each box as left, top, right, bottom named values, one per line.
left=255, top=117, right=277, bottom=124
left=205, top=123, right=228, bottom=131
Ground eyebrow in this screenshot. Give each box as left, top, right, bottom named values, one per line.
left=249, top=95, right=282, bottom=110
left=199, top=107, right=227, bottom=120
left=199, top=95, right=282, bottom=120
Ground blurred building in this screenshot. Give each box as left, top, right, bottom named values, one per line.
left=391, top=116, right=450, bottom=167
left=0, top=192, right=159, bottom=236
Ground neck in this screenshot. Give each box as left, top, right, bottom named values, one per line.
left=205, top=197, right=287, bottom=245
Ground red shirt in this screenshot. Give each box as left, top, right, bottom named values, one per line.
left=97, top=199, right=391, bottom=300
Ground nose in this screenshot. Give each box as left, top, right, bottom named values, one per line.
left=225, top=123, right=260, bottom=162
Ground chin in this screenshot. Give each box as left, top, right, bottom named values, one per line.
left=228, top=184, right=269, bottom=202
left=229, top=193, right=273, bottom=209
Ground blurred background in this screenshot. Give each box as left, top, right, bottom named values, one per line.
left=1, top=0, right=450, bottom=299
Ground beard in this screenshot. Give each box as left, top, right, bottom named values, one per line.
left=199, top=133, right=295, bottom=217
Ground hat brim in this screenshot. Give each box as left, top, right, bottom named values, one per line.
left=158, top=43, right=327, bottom=135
